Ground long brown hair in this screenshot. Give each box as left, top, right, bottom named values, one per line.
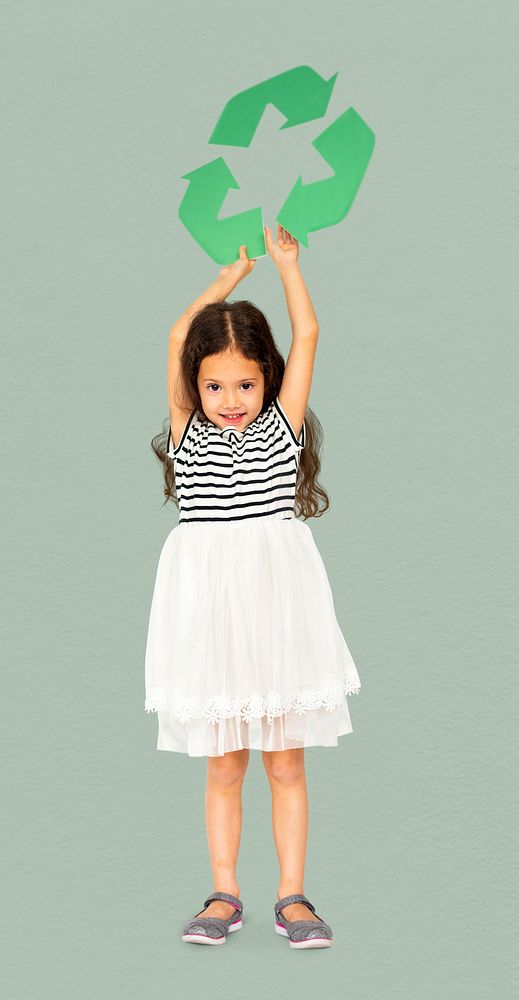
left=151, top=299, right=329, bottom=520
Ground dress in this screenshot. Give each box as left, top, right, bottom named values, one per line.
left=144, top=395, right=361, bottom=756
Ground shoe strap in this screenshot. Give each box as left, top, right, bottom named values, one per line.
left=203, top=890, right=243, bottom=913
left=275, top=893, right=315, bottom=915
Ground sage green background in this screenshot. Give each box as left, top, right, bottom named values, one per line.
left=3, top=1, right=516, bottom=997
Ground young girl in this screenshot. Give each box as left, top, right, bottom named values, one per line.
left=145, top=225, right=361, bottom=950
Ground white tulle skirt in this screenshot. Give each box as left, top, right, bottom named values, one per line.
left=144, top=515, right=361, bottom=757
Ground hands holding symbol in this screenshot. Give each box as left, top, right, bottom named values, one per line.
left=219, top=224, right=299, bottom=285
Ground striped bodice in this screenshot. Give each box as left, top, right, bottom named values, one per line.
left=167, top=396, right=305, bottom=524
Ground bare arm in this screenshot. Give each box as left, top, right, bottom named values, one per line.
left=169, top=271, right=242, bottom=341
left=263, top=228, right=319, bottom=337
left=168, top=262, right=252, bottom=445
left=262, top=229, right=319, bottom=436
left=276, top=261, right=319, bottom=438
left=278, top=261, right=319, bottom=338
left=168, top=272, right=241, bottom=415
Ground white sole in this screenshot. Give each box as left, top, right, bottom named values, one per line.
left=275, top=922, right=333, bottom=948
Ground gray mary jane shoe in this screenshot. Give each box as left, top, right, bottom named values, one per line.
left=181, top=890, right=244, bottom=945
left=274, top=893, right=334, bottom=949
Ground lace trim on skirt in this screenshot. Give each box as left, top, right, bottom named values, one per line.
left=145, top=675, right=360, bottom=724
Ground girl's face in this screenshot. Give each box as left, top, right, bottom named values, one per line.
left=198, top=350, right=265, bottom=431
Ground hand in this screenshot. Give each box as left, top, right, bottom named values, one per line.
left=219, top=244, right=257, bottom=284
left=264, top=224, right=299, bottom=268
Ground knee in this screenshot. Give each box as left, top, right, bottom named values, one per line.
left=208, top=748, right=249, bottom=786
left=262, top=749, right=305, bottom=785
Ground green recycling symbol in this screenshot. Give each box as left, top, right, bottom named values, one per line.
left=178, top=65, right=376, bottom=265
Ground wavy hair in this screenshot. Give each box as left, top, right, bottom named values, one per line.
left=151, top=299, right=329, bottom=520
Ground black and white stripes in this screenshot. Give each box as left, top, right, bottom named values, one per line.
left=167, top=397, right=305, bottom=524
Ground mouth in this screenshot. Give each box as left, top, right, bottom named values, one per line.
left=220, top=413, right=246, bottom=423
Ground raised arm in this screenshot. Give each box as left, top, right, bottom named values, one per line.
left=168, top=247, right=256, bottom=447
left=168, top=272, right=237, bottom=413
left=169, top=272, right=238, bottom=342
left=264, top=226, right=319, bottom=439
left=278, top=259, right=319, bottom=339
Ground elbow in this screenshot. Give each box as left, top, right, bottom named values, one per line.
left=293, top=326, right=319, bottom=339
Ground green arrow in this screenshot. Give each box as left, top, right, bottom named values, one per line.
left=208, top=65, right=337, bottom=148
left=178, top=157, right=266, bottom=265
left=276, top=107, right=375, bottom=247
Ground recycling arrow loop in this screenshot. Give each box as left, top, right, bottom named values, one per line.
left=178, top=67, right=376, bottom=264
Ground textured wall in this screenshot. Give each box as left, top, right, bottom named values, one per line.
left=3, top=1, right=516, bottom=997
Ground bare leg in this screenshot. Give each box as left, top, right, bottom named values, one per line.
left=262, top=748, right=320, bottom=923
left=193, top=748, right=249, bottom=921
